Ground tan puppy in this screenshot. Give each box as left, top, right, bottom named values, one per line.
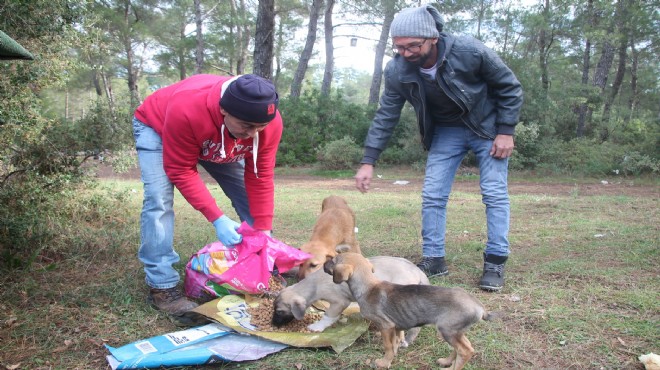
left=324, top=252, right=496, bottom=370
left=297, top=195, right=360, bottom=279
left=273, top=256, right=429, bottom=346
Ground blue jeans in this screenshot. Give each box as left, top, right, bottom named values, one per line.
left=132, top=117, right=253, bottom=289
left=421, top=126, right=510, bottom=258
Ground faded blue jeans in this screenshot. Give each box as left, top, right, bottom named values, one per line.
left=421, top=126, right=510, bottom=258
left=132, top=117, right=253, bottom=289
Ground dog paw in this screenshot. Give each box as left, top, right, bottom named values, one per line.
left=436, top=357, right=453, bottom=367
left=307, top=315, right=339, bottom=332
left=307, top=322, right=328, bottom=332
left=398, top=339, right=409, bottom=348
left=374, top=358, right=392, bottom=368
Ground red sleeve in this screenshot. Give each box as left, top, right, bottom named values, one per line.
left=244, top=111, right=283, bottom=230
left=161, top=103, right=223, bottom=223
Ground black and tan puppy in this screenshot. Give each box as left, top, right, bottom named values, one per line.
left=324, top=252, right=495, bottom=370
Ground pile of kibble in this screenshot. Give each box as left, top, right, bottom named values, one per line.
left=247, top=275, right=323, bottom=333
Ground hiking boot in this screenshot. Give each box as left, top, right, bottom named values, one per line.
left=147, top=287, right=208, bottom=327
left=479, top=254, right=508, bottom=291
left=416, top=256, right=448, bottom=277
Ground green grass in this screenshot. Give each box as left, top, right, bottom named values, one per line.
left=0, top=167, right=657, bottom=369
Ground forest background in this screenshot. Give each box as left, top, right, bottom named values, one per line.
left=1, top=0, right=658, bottom=282
left=0, top=1, right=658, bottom=368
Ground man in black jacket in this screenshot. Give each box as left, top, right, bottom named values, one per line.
left=354, top=5, right=523, bottom=291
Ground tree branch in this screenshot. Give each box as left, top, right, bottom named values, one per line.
left=208, top=64, right=235, bottom=76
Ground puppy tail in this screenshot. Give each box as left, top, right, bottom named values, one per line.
left=482, top=311, right=502, bottom=321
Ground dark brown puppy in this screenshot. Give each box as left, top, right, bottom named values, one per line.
left=324, top=252, right=495, bottom=370
left=297, top=195, right=360, bottom=279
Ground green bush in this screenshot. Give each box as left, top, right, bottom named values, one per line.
left=0, top=174, right=133, bottom=270
left=509, top=121, right=541, bottom=171
left=376, top=105, right=426, bottom=165
left=1, top=77, right=132, bottom=271
left=277, top=89, right=372, bottom=166
left=534, top=138, right=636, bottom=176
left=620, top=152, right=660, bottom=175
left=316, top=136, right=362, bottom=170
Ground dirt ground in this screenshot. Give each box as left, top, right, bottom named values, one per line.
left=96, top=164, right=658, bottom=198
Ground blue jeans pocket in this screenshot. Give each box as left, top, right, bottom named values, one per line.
left=133, top=117, right=162, bottom=152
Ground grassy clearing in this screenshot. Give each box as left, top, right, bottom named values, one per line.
left=0, top=167, right=657, bottom=369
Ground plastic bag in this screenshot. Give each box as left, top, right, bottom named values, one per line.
left=105, top=322, right=289, bottom=369
left=185, top=223, right=310, bottom=298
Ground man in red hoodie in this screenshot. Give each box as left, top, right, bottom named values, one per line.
left=132, top=74, right=282, bottom=325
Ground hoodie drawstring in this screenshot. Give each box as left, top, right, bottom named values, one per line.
left=219, top=124, right=226, bottom=159
left=253, top=132, right=259, bottom=178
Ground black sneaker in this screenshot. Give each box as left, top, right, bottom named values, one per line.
left=479, top=261, right=505, bottom=291
left=416, top=256, right=448, bottom=277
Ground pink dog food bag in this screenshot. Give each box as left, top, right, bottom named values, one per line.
left=185, top=223, right=311, bottom=298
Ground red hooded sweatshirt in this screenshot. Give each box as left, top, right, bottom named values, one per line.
left=134, top=74, right=282, bottom=231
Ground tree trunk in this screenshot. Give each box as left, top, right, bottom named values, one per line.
left=92, top=68, right=103, bottom=96
left=101, top=68, right=116, bottom=120
left=227, top=0, right=237, bottom=74
left=476, top=0, right=485, bottom=40
left=592, top=41, right=615, bottom=92
left=601, top=38, right=626, bottom=133
left=64, top=89, right=69, bottom=123
left=628, top=36, right=639, bottom=116
left=538, top=0, right=552, bottom=94
left=228, top=0, right=250, bottom=75
left=238, top=0, right=250, bottom=75
left=194, top=0, right=204, bottom=74
left=368, top=3, right=395, bottom=105
left=122, top=1, right=141, bottom=108
left=586, top=3, right=617, bottom=138
left=253, top=0, right=275, bottom=79
left=179, top=23, right=187, bottom=80
left=124, top=49, right=140, bottom=107
left=576, top=45, right=592, bottom=138
left=320, top=0, right=335, bottom=96
left=290, top=0, right=322, bottom=98
left=501, top=2, right=513, bottom=56
left=577, top=0, right=594, bottom=138
left=274, top=17, right=283, bottom=86
left=603, top=0, right=629, bottom=125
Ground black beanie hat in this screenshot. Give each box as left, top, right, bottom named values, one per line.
left=220, top=74, right=279, bottom=124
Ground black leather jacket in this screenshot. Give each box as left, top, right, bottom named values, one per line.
left=362, top=33, right=523, bottom=164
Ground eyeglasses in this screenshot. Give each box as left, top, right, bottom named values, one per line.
left=392, top=39, right=428, bottom=54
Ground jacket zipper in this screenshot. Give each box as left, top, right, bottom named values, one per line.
left=437, top=70, right=492, bottom=139
left=408, top=80, right=427, bottom=142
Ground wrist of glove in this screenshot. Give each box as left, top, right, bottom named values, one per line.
left=212, top=215, right=242, bottom=247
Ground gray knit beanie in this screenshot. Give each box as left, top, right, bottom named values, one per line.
left=390, top=5, right=443, bottom=38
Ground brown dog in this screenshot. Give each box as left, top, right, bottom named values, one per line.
left=324, top=252, right=495, bottom=370
left=297, top=196, right=360, bottom=279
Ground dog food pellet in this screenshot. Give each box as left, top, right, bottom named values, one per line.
left=248, top=295, right=323, bottom=333
left=264, top=275, right=285, bottom=293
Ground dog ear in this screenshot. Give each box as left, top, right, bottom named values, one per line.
left=335, top=244, right=351, bottom=253
left=291, top=297, right=307, bottom=320
left=333, top=264, right=353, bottom=284
left=323, top=259, right=335, bottom=275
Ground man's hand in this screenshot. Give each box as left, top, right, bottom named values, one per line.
left=354, top=164, right=374, bottom=193
left=490, top=134, right=514, bottom=159
left=212, top=215, right=242, bottom=247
